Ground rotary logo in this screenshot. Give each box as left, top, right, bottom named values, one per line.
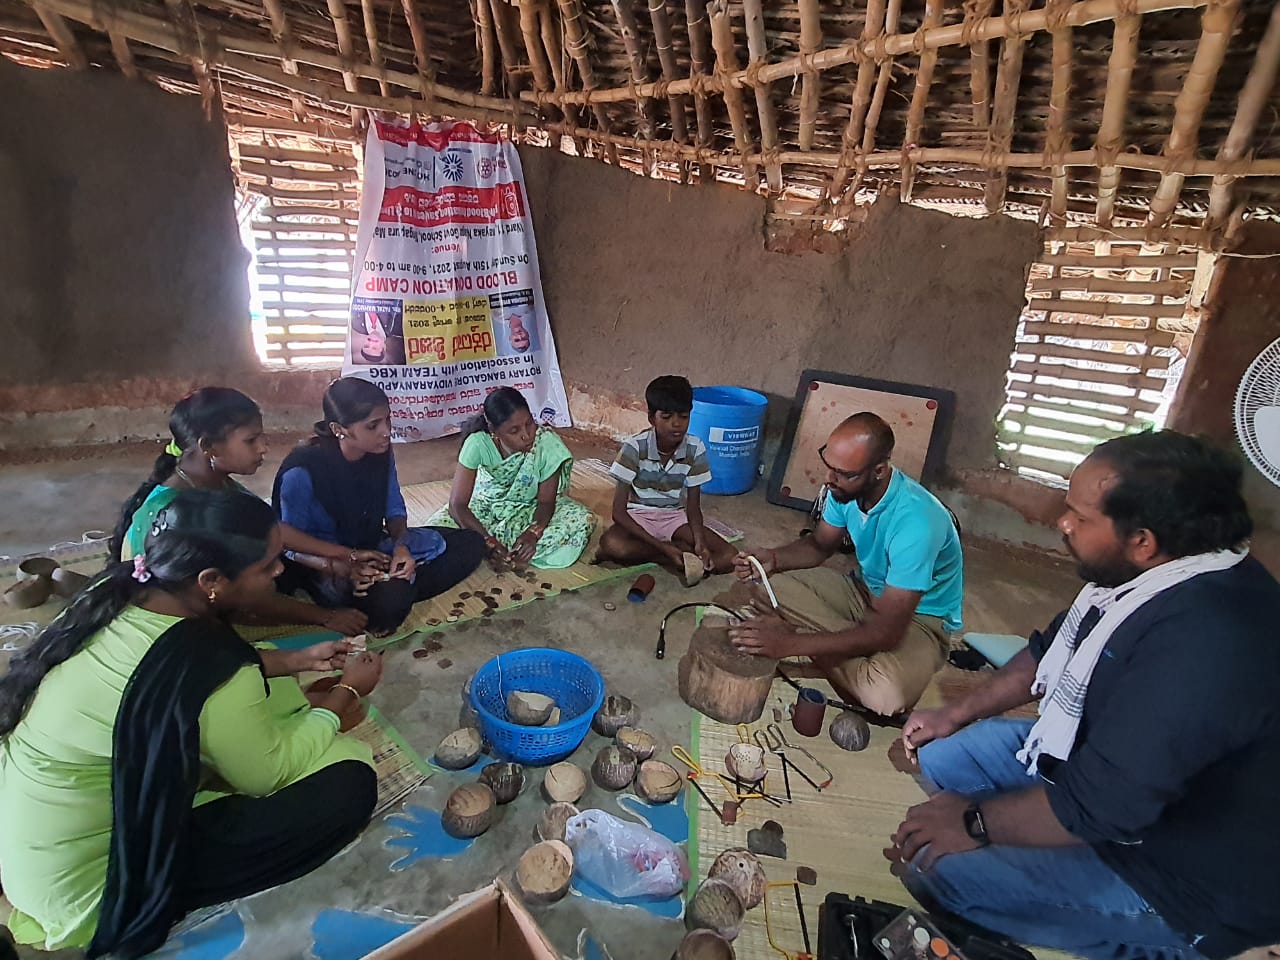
left=441, top=152, right=465, bottom=183
left=476, top=157, right=497, bottom=179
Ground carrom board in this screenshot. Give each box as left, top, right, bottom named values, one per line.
left=767, top=371, right=953, bottom=512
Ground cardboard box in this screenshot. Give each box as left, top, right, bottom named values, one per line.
left=362, top=882, right=559, bottom=960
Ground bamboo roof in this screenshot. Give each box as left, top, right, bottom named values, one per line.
left=3, top=0, right=1278, bottom=241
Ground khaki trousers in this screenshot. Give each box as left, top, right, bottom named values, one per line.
left=751, top=567, right=950, bottom=717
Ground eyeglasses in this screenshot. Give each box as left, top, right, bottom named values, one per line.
left=819, top=445, right=875, bottom=483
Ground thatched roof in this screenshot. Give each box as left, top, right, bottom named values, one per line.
left=3, top=0, right=1278, bottom=242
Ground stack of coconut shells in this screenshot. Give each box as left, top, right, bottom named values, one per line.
left=441, top=683, right=689, bottom=908
left=675, top=849, right=769, bottom=959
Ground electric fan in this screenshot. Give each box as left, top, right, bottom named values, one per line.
left=1234, top=336, right=1280, bottom=488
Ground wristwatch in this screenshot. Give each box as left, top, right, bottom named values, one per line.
left=963, top=804, right=991, bottom=847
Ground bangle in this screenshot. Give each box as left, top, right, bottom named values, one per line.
left=333, top=682, right=362, bottom=701
left=526, top=523, right=545, bottom=537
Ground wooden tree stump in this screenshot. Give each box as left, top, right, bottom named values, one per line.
left=678, top=625, right=776, bottom=724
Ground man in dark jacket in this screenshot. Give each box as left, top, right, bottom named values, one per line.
left=888, top=430, right=1280, bottom=960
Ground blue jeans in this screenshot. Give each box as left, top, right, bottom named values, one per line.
left=904, top=718, right=1201, bottom=960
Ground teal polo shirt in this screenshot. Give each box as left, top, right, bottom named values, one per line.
left=822, top=468, right=964, bottom=632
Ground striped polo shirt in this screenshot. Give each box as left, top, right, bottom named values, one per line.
left=610, top=428, right=713, bottom=507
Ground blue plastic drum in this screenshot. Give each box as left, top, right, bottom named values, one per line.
left=688, top=386, right=768, bottom=495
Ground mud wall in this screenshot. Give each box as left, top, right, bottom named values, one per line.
left=0, top=59, right=255, bottom=386
left=519, top=147, right=1041, bottom=477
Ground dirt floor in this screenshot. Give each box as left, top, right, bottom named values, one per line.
left=0, top=433, right=1081, bottom=960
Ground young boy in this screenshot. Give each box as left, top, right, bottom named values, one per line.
left=599, top=376, right=737, bottom=583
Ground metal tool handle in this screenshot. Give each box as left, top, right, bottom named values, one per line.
left=768, top=723, right=834, bottom=789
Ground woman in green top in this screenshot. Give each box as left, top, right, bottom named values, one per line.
left=0, top=490, right=383, bottom=957
left=431, top=388, right=595, bottom=568
left=110, top=387, right=388, bottom=636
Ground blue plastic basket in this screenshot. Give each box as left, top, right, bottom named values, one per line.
left=469, top=648, right=605, bottom=766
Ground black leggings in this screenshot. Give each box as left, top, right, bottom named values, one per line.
left=178, top=760, right=376, bottom=911
left=283, top=527, right=488, bottom=634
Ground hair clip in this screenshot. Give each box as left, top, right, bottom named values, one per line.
left=132, top=555, right=152, bottom=583
left=164, top=439, right=183, bottom=457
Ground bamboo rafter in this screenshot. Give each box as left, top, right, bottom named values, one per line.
left=796, top=0, right=821, bottom=152
left=1095, top=14, right=1141, bottom=228
left=1205, top=1, right=1280, bottom=241
left=983, top=0, right=1029, bottom=214
left=610, top=0, right=656, bottom=139
left=1144, top=0, right=1240, bottom=229
left=647, top=0, right=687, bottom=144
left=31, top=2, right=85, bottom=68
left=742, top=0, right=782, bottom=193
left=901, top=0, right=943, bottom=202
left=7, top=0, right=1279, bottom=234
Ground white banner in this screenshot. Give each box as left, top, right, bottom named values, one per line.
left=345, top=120, right=571, bottom=441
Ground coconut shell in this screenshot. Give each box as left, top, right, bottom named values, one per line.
left=685, top=878, right=746, bottom=940
left=673, top=929, right=736, bottom=960
left=16, top=557, right=58, bottom=581
left=537, top=802, right=580, bottom=843
left=435, top=727, right=483, bottom=770
left=507, top=690, right=556, bottom=726
left=478, top=762, right=524, bottom=804
left=591, top=694, right=637, bottom=737
left=634, top=759, right=682, bottom=804
left=3, top=577, right=52, bottom=609
left=616, top=726, right=657, bottom=761
left=724, top=743, right=767, bottom=784
left=829, top=711, right=872, bottom=752
left=707, top=848, right=767, bottom=910
left=543, top=762, right=588, bottom=804
left=515, top=840, right=574, bottom=904
left=50, top=567, right=90, bottom=599
left=542, top=706, right=562, bottom=727
left=441, top=783, right=495, bottom=838
left=591, top=744, right=638, bottom=791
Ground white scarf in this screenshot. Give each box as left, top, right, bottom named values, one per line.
left=1018, top=549, right=1248, bottom=775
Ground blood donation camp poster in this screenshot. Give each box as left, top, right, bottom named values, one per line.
left=345, top=120, right=571, bottom=440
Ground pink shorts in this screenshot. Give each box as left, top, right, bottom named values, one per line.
left=626, top=504, right=737, bottom=543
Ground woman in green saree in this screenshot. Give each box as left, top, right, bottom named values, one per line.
left=431, top=388, right=595, bottom=569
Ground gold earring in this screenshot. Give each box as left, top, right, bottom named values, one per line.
left=208, top=591, right=217, bottom=603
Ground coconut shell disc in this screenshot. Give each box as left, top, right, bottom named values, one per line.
left=685, top=878, right=746, bottom=940
left=543, top=762, right=588, bottom=804
left=441, top=783, right=495, bottom=839
left=516, top=840, right=574, bottom=904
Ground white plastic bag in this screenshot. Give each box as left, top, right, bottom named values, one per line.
left=564, top=809, right=689, bottom=900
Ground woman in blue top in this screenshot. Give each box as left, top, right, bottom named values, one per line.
left=273, top=378, right=487, bottom=635
left=109, top=388, right=376, bottom=636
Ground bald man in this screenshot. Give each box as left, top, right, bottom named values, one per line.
left=729, top=412, right=963, bottom=717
